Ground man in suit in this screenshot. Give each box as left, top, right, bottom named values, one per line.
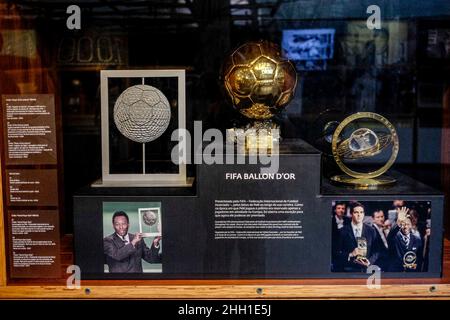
left=371, top=210, right=389, bottom=271
left=388, top=217, right=422, bottom=272
left=104, top=211, right=161, bottom=273
left=331, top=201, right=350, bottom=272
left=338, top=202, right=380, bottom=272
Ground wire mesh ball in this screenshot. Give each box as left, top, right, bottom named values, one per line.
left=142, top=210, right=158, bottom=226
left=113, top=84, right=171, bottom=143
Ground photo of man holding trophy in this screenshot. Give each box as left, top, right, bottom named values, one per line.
left=388, top=207, right=423, bottom=272
left=331, top=201, right=431, bottom=273
left=336, top=202, right=380, bottom=272
left=102, top=202, right=164, bottom=274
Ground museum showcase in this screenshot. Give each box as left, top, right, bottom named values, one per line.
left=0, top=0, right=449, bottom=299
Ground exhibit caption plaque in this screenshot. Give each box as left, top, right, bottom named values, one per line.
left=2, top=95, right=57, bottom=165
left=1, top=94, right=61, bottom=278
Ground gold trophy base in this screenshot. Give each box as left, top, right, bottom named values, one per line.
left=354, top=256, right=370, bottom=266
left=227, top=120, right=279, bottom=152
left=403, top=263, right=417, bottom=270
left=330, top=175, right=396, bottom=190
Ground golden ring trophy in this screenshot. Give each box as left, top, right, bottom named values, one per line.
left=331, top=112, right=399, bottom=189
left=403, top=251, right=417, bottom=270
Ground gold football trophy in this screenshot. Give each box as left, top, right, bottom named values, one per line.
left=330, top=112, right=399, bottom=189
left=222, top=40, right=297, bottom=150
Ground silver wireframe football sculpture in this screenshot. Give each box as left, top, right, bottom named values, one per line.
left=142, top=210, right=158, bottom=226
left=114, top=84, right=171, bottom=143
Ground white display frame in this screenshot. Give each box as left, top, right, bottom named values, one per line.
left=96, top=69, right=188, bottom=187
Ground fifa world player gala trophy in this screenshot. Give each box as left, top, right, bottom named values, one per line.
left=330, top=112, right=400, bottom=189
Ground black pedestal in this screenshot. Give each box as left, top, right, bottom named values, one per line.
left=73, top=139, right=444, bottom=279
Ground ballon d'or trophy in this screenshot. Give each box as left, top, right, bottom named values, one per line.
left=355, top=237, right=370, bottom=265
left=222, top=40, right=297, bottom=150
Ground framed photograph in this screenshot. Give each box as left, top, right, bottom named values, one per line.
left=331, top=200, right=432, bottom=273
left=138, top=207, right=162, bottom=238
left=426, top=29, right=450, bottom=59
left=102, top=202, right=163, bottom=274
left=282, top=28, right=335, bottom=71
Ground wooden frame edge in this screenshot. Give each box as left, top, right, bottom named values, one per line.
left=0, top=284, right=449, bottom=299
left=0, top=159, right=6, bottom=287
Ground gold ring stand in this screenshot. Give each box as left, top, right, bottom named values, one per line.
left=331, top=112, right=399, bottom=189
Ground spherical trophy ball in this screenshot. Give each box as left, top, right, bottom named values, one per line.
left=222, top=41, right=297, bottom=120
left=142, top=210, right=157, bottom=226
left=113, top=84, right=171, bottom=143
left=337, top=127, right=393, bottom=160
left=348, top=128, right=379, bottom=152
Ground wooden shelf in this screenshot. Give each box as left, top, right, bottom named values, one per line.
left=0, top=236, right=450, bottom=299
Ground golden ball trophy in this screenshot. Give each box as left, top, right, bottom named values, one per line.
left=330, top=112, right=400, bottom=189
left=222, top=40, right=297, bottom=150
left=355, top=237, right=370, bottom=266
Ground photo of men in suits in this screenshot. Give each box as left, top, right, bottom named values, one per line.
left=104, top=211, right=162, bottom=273
left=337, top=202, right=380, bottom=272
left=331, top=200, right=431, bottom=273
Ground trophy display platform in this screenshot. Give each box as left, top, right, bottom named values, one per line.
left=73, top=139, right=444, bottom=280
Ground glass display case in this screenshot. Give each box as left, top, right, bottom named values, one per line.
left=0, top=0, right=449, bottom=299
